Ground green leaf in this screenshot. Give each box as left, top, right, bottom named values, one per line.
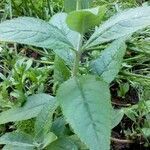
left=111, top=109, right=124, bottom=129
left=34, top=104, right=58, bottom=142
left=54, top=56, right=71, bottom=83
left=50, top=12, right=80, bottom=49
left=66, top=7, right=104, bottom=34
left=90, top=39, right=127, bottom=83
left=0, top=94, right=56, bottom=124
left=47, top=137, right=78, bottom=150
left=50, top=12, right=80, bottom=65
left=0, top=17, right=72, bottom=50
left=57, top=75, right=111, bottom=150
left=124, top=108, right=137, bottom=122
left=142, top=128, right=150, bottom=138
left=69, top=135, right=88, bottom=149
left=0, top=132, right=34, bottom=147
left=85, top=6, right=150, bottom=48
left=42, top=132, right=57, bottom=148
left=124, top=100, right=150, bottom=122
left=64, top=0, right=92, bottom=12
left=3, top=145, right=34, bottom=150
left=51, top=117, right=67, bottom=137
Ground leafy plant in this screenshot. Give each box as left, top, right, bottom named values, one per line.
left=0, top=0, right=150, bottom=149
left=0, top=52, right=52, bottom=109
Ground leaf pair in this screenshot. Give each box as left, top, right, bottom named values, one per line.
left=0, top=6, right=149, bottom=59
left=0, top=6, right=149, bottom=66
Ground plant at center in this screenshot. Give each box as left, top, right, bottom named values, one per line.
left=0, top=0, right=150, bottom=149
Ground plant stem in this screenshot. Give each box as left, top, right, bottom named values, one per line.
left=72, top=51, right=80, bottom=77
left=76, top=0, right=81, bottom=10
left=33, top=59, right=54, bottom=65
left=82, top=45, right=107, bottom=52
left=111, top=137, right=134, bottom=144
left=72, top=35, right=83, bottom=77
left=9, top=0, right=12, bottom=19
left=121, top=71, right=150, bottom=80
left=128, top=47, right=150, bottom=56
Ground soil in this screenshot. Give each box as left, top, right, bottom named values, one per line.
left=110, top=82, right=149, bottom=150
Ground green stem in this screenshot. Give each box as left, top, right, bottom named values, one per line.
left=76, top=0, right=81, bottom=10
left=72, top=51, right=80, bottom=77
left=33, top=59, right=54, bottom=65
left=9, top=0, right=12, bottom=19
left=72, top=35, right=83, bottom=77
left=47, top=0, right=52, bottom=16
left=124, top=54, right=145, bottom=62
left=128, top=47, right=150, bottom=56
left=121, top=71, right=150, bottom=80
left=82, top=45, right=107, bottom=52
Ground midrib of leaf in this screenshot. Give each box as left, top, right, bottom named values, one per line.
left=2, top=29, right=68, bottom=44
left=75, top=78, right=99, bottom=143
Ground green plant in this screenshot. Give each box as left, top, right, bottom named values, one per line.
left=0, top=49, right=53, bottom=109
left=0, top=0, right=150, bottom=149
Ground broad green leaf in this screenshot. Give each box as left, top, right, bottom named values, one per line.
left=64, top=0, right=92, bottom=12
left=90, top=39, right=127, bottom=83
left=0, top=17, right=73, bottom=50
left=85, top=6, right=150, bottom=48
left=47, top=137, right=78, bottom=150
left=34, top=104, right=58, bottom=142
left=54, top=56, right=71, bottom=84
left=0, top=132, right=34, bottom=147
left=66, top=7, right=105, bottom=34
left=57, top=75, right=111, bottom=150
left=69, top=135, right=88, bottom=149
left=50, top=12, right=80, bottom=49
left=53, top=49, right=74, bottom=67
left=3, top=145, right=34, bottom=150
left=42, top=132, right=57, bottom=148
left=50, top=12, right=80, bottom=65
left=51, top=117, right=67, bottom=137
left=0, top=94, right=56, bottom=124
left=142, top=128, right=150, bottom=138
left=111, top=109, right=124, bottom=129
